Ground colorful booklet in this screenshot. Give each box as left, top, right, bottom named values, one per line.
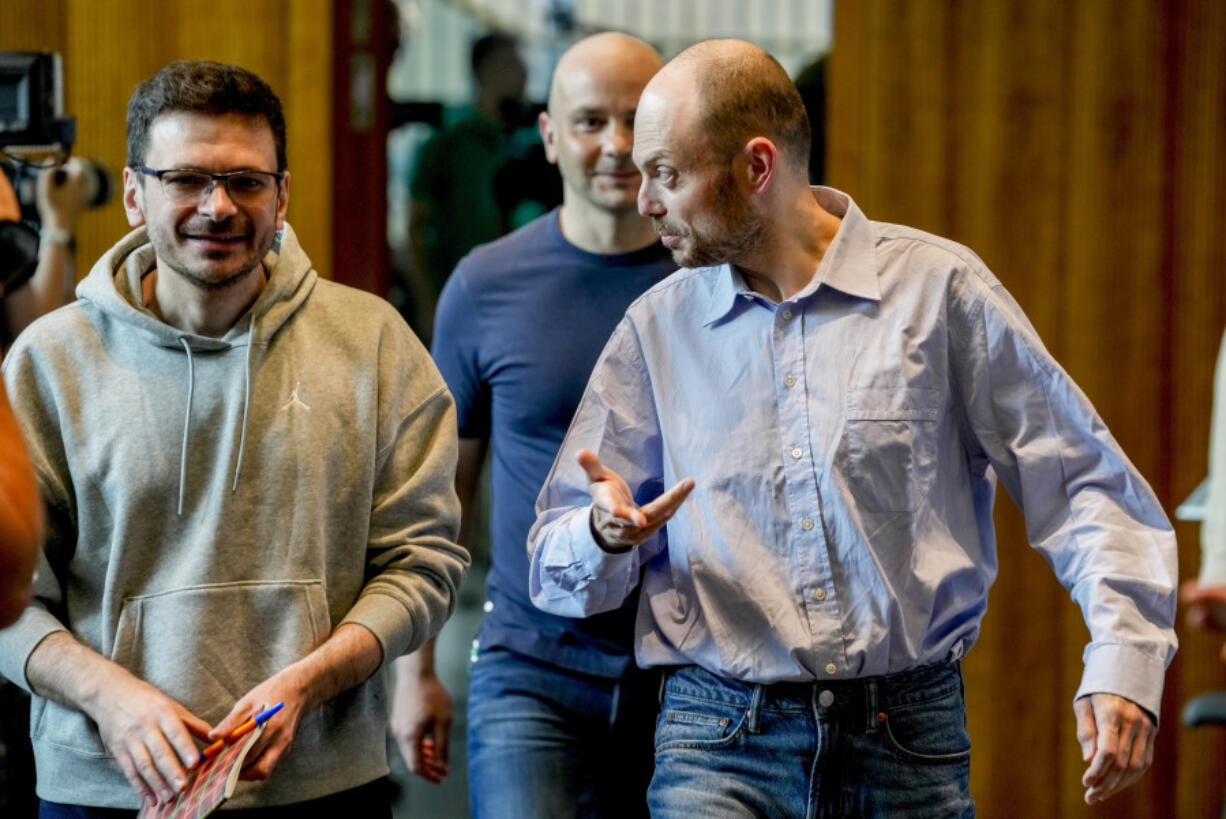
left=137, top=722, right=265, bottom=819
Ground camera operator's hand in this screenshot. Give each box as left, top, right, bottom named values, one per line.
left=37, top=157, right=89, bottom=233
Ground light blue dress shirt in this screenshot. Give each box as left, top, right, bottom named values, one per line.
left=527, top=187, right=1177, bottom=718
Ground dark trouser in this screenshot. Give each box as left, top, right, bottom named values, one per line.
left=466, top=648, right=658, bottom=819
left=649, top=661, right=974, bottom=819
left=38, top=776, right=393, bottom=818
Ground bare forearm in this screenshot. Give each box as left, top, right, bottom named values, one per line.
left=4, top=241, right=75, bottom=339
left=291, top=623, right=383, bottom=711
left=27, top=631, right=122, bottom=715
left=396, top=637, right=437, bottom=679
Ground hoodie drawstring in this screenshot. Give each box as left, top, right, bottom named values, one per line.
left=232, top=314, right=255, bottom=492
left=176, top=314, right=255, bottom=515
left=177, top=338, right=195, bottom=516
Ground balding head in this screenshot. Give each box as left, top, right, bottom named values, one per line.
left=541, top=32, right=664, bottom=219
left=647, top=39, right=811, bottom=175
left=548, top=32, right=664, bottom=116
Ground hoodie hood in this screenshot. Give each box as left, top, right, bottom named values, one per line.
left=76, top=222, right=317, bottom=350
left=75, top=223, right=318, bottom=512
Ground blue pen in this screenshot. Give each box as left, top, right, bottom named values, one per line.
left=199, top=701, right=284, bottom=762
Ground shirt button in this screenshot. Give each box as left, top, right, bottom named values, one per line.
left=784, top=375, right=796, bottom=388
left=825, top=662, right=837, bottom=675
left=791, top=447, right=803, bottom=459
left=801, top=518, right=814, bottom=530
left=818, top=689, right=835, bottom=708
left=814, top=588, right=826, bottom=600
left=782, top=309, right=794, bottom=320
left=483, top=600, right=494, bottom=613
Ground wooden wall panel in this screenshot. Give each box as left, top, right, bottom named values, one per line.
left=0, top=0, right=333, bottom=282
left=830, top=2, right=1226, bottom=816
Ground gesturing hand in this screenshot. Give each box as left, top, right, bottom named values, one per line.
left=1074, top=692, right=1156, bottom=805
left=579, top=449, right=694, bottom=552
left=90, top=669, right=212, bottom=807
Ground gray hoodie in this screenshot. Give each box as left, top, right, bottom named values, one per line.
left=0, top=224, right=467, bottom=808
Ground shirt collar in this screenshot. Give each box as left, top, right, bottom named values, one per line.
left=702, top=186, right=881, bottom=326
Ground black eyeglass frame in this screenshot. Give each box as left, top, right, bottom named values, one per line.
left=130, top=165, right=285, bottom=202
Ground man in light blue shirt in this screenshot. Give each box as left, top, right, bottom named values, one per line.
left=527, top=39, right=1176, bottom=817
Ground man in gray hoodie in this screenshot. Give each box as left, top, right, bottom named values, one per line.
left=0, top=61, right=468, bottom=815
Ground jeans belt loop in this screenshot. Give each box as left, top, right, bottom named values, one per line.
left=658, top=668, right=671, bottom=706
left=746, top=682, right=766, bottom=734
left=865, top=678, right=880, bottom=734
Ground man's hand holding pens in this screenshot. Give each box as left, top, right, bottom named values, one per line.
left=208, top=623, right=384, bottom=781
left=195, top=702, right=283, bottom=766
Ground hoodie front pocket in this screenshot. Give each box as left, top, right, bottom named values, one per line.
left=108, top=580, right=332, bottom=724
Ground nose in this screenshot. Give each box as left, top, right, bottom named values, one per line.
left=638, top=179, right=663, bottom=218
left=198, top=178, right=238, bottom=219
left=603, top=121, right=632, bottom=158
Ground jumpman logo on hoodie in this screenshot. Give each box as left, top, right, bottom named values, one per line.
left=281, top=382, right=311, bottom=412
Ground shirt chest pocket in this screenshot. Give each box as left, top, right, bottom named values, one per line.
left=838, top=388, right=941, bottom=514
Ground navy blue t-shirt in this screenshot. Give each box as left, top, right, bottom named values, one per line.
left=433, top=209, right=675, bottom=678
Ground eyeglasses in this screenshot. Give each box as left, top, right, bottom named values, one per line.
left=132, top=166, right=283, bottom=205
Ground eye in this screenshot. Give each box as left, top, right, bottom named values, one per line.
left=162, top=172, right=210, bottom=193
left=229, top=173, right=272, bottom=194
left=574, top=116, right=605, bottom=133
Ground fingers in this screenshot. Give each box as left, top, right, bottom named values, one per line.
left=1073, top=696, right=1096, bottom=763
left=113, top=742, right=162, bottom=807
left=160, top=709, right=207, bottom=771
left=209, top=701, right=256, bottom=740
left=639, top=478, right=695, bottom=522
left=1078, top=693, right=1155, bottom=805
left=117, top=720, right=189, bottom=805
left=577, top=449, right=606, bottom=483
left=433, top=714, right=452, bottom=770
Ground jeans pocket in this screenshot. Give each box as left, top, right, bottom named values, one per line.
left=881, top=688, right=971, bottom=764
left=655, top=698, right=746, bottom=753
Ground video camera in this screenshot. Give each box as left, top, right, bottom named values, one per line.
left=0, top=51, right=112, bottom=295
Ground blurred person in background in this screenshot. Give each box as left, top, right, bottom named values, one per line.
left=392, top=31, right=671, bottom=819
left=1182, top=328, right=1226, bottom=658
left=3, top=159, right=92, bottom=346
left=406, top=31, right=530, bottom=340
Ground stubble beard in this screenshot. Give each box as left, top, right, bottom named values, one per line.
left=147, top=216, right=273, bottom=291
left=656, top=188, right=764, bottom=268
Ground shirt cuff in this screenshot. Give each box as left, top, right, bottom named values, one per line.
left=563, top=506, right=640, bottom=578
left=0, top=605, right=69, bottom=693
left=1076, top=642, right=1168, bottom=724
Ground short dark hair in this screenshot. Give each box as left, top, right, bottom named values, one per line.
left=470, top=31, right=518, bottom=77
left=126, top=61, right=287, bottom=171
left=684, top=44, right=812, bottom=173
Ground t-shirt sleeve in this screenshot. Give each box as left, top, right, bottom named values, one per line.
left=432, top=266, right=491, bottom=439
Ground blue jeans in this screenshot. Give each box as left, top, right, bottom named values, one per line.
left=466, top=648, right=657, bottom=819
left=649, top=662, right=974, bottom=819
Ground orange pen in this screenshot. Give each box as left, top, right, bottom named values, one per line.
left=196, top=702, right=284, bottom=765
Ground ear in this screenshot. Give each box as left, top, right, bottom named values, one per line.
left=122, top=167, right=146, bottom=227
left=275, top=171, right=291, bottom=230
left=538, top=109, right=559, bottom=165
left=742, top=137, right=779, bottom=197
